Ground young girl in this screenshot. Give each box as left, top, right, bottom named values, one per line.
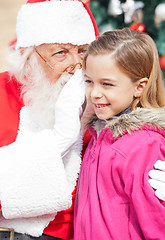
left=74, top=28, right=165, bottom=239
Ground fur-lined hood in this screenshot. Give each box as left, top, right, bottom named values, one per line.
left=88, top=107, right=165, bottom=139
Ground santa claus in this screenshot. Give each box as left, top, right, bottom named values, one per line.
left=0, top=0, right=99, bottom=239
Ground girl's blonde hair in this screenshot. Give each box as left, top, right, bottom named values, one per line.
left=84, top=28, right=165, bottom=109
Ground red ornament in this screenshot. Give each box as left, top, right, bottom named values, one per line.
left=129, top=23, right=146, bottom=33
left=160, top=55, right=165, bottom=71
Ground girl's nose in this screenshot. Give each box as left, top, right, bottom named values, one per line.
left=91, top=87, right=102, bottom=99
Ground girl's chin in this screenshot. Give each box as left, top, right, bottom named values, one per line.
left=96, top=114, right=113, bottom=121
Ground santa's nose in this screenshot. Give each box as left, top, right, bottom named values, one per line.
left=65, top=63, right=82, bottom=74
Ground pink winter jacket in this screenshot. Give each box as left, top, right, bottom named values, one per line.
left=74, top=107, right=165, bottom=240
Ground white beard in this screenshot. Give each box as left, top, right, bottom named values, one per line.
left=17, top=53, right=72, bottom=129
left=22, top=73, right=72, bottom=130
left=6, top=47, right=72, bottom=129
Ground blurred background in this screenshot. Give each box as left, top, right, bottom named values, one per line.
left=0, top=0, right=165, bottom=78
left=0, top=0, right=26, bottom=71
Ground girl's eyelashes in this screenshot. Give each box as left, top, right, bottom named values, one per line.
left=84, top=79, right=93, bottom=84
left=103, top=82, right=114, bottom=86
left=84, top=79, right=115, bottom=87
left=84, top=79, right=114, bottom=86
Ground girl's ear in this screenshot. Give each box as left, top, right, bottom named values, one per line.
left=134, top=77, right=148, bottom=98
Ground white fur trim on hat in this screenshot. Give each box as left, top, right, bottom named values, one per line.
left=16, top=1, right=96, bottom=49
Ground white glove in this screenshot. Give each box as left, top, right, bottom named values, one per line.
left=148, top=160, right=165, bottom=200
left=54, top=69, right=85, bottom=157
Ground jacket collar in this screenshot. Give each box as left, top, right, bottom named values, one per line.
left=88, top=107, right=165, bottom=139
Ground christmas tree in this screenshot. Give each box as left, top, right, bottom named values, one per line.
left=84, top=0, right=165, bottom=80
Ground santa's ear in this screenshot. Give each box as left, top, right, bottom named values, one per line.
left=134, top=77, right=148, bottom=98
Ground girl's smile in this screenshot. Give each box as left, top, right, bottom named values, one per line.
left=94, top=103, right=111, bottom=108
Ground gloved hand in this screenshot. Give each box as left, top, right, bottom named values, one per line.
left=148, top=160, right=165, bottom=201
left=0, top=69, right=85, bottom=220
left=54, top=68, right=85, bottom=157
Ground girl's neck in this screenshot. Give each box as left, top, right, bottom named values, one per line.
left=115, top=106, right=132, bottom=117
left=99, top=106, right=132, bottom=123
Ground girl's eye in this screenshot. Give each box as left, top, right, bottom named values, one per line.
left=103, top=82, right=114, bottom=86
left=85, top=79, right=92, bottom=84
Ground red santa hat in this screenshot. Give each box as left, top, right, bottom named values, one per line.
left=16, top=0, right=99, bottom=49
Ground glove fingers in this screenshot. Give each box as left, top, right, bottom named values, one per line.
left=154, top=160, right=165, bottom=171
left=64, top=69, right=83, bottom=87
left=148, top=178, right=165, bottom=190
left=149, top=169, right=165, bottom=183
left=55, top=69, right=85, bottom=108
